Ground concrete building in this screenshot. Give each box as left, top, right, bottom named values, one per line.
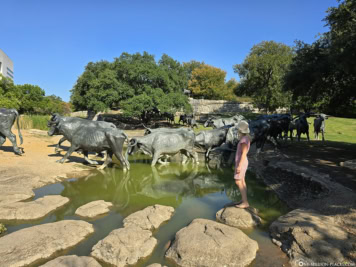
left=0, top=49, right=14, bottom=80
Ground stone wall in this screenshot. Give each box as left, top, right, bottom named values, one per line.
left=189, top=98, right=259, bottom=115
left=70, top=99, right=287, bottom=118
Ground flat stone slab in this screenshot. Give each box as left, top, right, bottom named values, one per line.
left=123, top=204, right=175, bottom=230
left=270, top=209, right=353, bottom=265
left=0, top=220, right=94, bottom=267
left=165, top=218, right=259, bottom=267
left=0, top=195, right=69, bottom=221
left=0, top=185, right=34, bottom=206
left=216, top=206, right=262, bottom=228
left=91, top=225, right=157, bottom=266
left=40, top=255, right=101, bottom=267
left=75, top=200, right=113, bottom=218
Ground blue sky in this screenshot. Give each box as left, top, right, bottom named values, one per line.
left=2, top=0, right=337, bottom=102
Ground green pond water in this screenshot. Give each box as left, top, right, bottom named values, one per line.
left=6, top=155, right=291, bottom=267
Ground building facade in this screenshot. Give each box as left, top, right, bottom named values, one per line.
left=0, top=49, right=14, bottom=80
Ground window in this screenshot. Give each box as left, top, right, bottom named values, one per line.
left=7, top=67, right=13, bottom=74
left=7, top=72, right=13, bottom=79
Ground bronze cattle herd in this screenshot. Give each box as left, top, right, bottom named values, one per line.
left=0, top=108, right=328, bottom=170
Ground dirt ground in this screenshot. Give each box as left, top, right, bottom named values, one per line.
left=0, top=129, right=144, bottom=189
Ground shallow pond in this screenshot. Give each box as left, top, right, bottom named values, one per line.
left=6, top=155, right=291, bottom=266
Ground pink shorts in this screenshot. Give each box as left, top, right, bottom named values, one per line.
left=234, top=165, right=248, bottom=180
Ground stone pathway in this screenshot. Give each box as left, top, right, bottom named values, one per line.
left=0, top=220, right=94, bottom=267
left=91, top=205, right=175, bottom=266
left=123, top=204, right=175, bottom=230
left=165, top=218, right=259, bottom=267
left=75, top=200, right=113, bottom=218
left=216, top=206, right=262, bottom=229
left=0, top=195, right=69, bottom=221
left=40, top=255, right=101, bottom=267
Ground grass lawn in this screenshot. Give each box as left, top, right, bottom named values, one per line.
left=16, top=115, right=51, bottom=131
left=312, top=116, right=356, bottom=144
left=190, top=114, right=356, bottom=145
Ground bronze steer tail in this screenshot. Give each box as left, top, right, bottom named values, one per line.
left=14, top=110, right=23, bottom=145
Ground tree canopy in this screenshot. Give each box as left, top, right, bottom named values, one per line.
left=71, top=52, right=191, bottom=122
left=0, top=75, right=69, bottom=114
left=222, top=78, right=240, bottom=101
left=188, top=64, right=228, bottom=100
left=183, top=60, right=205, bottom=80
left=234, top=41, right=294, bottom=113
left=284, top=0, right=356, bottom=116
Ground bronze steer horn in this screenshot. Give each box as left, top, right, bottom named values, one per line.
left=125, top=138, right=138, bottom=160
left=127, top=138, right=138, bottom=147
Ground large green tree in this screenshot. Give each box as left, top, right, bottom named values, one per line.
left=0, top=75, right=68, bottom=114
left=234, top=41, right=294, bottom=113
left=71, top=52, right=191, bottom=122
left=283, top=40, right=331, bottom=112
left=183, top=60, right=205, bottom=81
left=70, top=60, right=124, bottom=112
left=17, top=84, right=46, bottom=114
left=222, top=78, right=239, bottom=101
left=284, top=0, right=356, bottom=116
left=0, top=75, right=21, bottom=109
left=188, top=64, right=227, bottom=99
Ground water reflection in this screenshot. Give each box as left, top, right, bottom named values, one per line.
left=6, top=156, right=290, bottom=266
left=60, top=162, right=228, bottom=216
left=59, top=158, right=288, bottom=224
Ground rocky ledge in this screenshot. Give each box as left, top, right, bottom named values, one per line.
left=250, top=155, right=356, bottom=265
left=0, top=185, right=34, bottom=206
left=91, top=204, right=175, bottom=266
left=270, top=208, right=354, bottom=266
left=0, top=220, right=94, bottom=267
left=165, top=218, right=259, bottom=267
left=75, top=200, right=113, bottom=218
left=256, top=160, right=331, bottom=208
left=0, top=195, right=69, bottom=221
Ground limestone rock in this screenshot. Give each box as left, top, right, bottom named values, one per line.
left=40, top=255, right=101, bottom=267
left=270, top=209, right=353, bottom=265
left=0, top=220, right=94, bottom=267
left=147, top=264, right=167, bottom=267
left=0, top=185, right=34, bottom=206
left=91, top=225, right=157, bottom=266
left=123, top=204, right=175, bottom=230
left=165, top=218, right=259, bottom=267
left=75, top=200, right=113, bottom=218
left=0, top=195, right=69, bottom=221
left=216, top=206, right=262, bottom=228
